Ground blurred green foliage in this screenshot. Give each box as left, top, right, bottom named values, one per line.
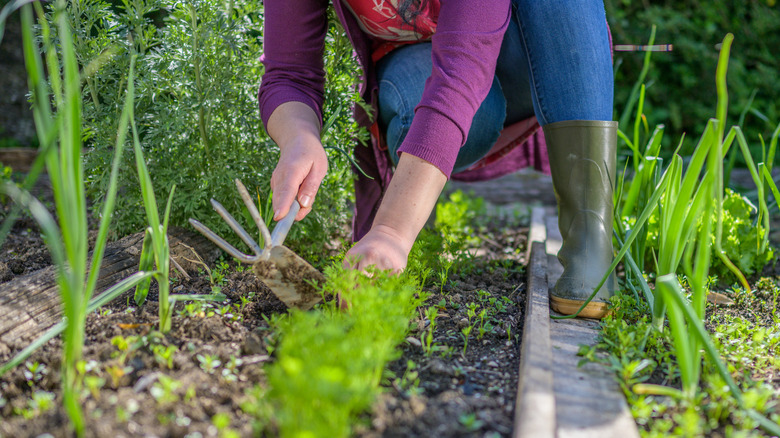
left=607, top=1, right=779, bottom=159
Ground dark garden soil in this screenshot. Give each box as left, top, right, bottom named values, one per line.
left=0, top=180, right=530, bottom=437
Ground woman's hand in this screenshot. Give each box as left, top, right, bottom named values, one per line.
left=270, top=136, right=328, bottom=221
left=266, top=102, right=327, bottom=221
left=345, top=153, right=448, bottom=273
left=344, top=225, right=413, bottom=272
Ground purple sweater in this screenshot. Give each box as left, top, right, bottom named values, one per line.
left=259, top=0, right=548, bottom=240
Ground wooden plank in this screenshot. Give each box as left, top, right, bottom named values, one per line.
left=0, top=227, right=221, bottom=357
left=525, top=207, right=547, bottom=263
left=550, top=318, right=640, bottom=438
left=545, top=216, right=640, bottom=438
left=0, top=148, right=38, bottom=173
left=513, top=241, right=556, bottom=438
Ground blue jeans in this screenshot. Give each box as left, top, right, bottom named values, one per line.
left=376, top=0, right=614, bottom=173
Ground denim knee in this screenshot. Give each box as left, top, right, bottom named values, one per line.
left=377, top=43, right=507, bottom=171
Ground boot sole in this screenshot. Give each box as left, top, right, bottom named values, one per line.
left=550, top=295, right=611, bottom=319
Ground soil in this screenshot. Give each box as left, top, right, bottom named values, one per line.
left=0, top=175, right=532, bottom=437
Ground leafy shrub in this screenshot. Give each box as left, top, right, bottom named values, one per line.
left=714, top=189, right=774, bottom=279
left=607, top=1, right=779, bottom=158
left=68, top=0, right=363, bottom=261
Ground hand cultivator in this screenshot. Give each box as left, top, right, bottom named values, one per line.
left=189, top=180, right=324, bottom=310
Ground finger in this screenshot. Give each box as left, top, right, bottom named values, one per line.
left=271, top=165, right=309, bottom=221
left=295, top=159, right=328, bottom=220
left=295, top=205, right=311, bottom=222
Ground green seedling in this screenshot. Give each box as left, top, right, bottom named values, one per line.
left=458, top=413, right=484, bottom=432
left=461, top=325, right=473, bottom=355
left=150, top=375, right=182, bottom=406
left=421, top=306, right=439, bottom=356
left=152, top=345, right=178, bottom=370
left=394, top=360, right=421, bottom=396
left=197, top=354, right=222, bottom=374
left=23, top=361, right=48, bottom=388
left=13, top=391, right=55, bottom=420
left=83, top=375, right=106, bottom=400
left=212, top=412, right=241, bottom=438
left=222, top=356, right=243, bottom=382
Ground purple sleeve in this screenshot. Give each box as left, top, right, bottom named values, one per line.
left=397, top=0, right=511, bottom=177
left=258, top=0, right=329, bottom=129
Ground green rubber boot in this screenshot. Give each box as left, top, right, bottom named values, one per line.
left=543, top=120, right=618, bottom=319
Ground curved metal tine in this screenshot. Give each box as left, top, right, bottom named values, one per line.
left=209, top=198, right=263, bottom=257
left=234, top=179, right=272, bottom=252
left=188, top=219, right=258, bottom=264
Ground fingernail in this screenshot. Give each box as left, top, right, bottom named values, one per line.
left=274, top=209, right=281, bottom=220
left=299, top=195, right=312, bottom=208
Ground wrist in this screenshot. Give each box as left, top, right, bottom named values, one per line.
left=267, top=101, right=321, bottom=147
left=370, top=223, right=417, bottom=255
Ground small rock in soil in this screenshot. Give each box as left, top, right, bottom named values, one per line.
left=0, top=262, right=12, bottom=282
left=429, top=359, right=454, bottom=376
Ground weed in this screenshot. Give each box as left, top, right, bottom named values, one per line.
left=23, top=361, right=47, bottom=387
left=152, top=345, right=178, bottom=370
left=461, top=326, right=473, bottom=355
left=221, top=356, right=243, bottom=383
left=421, top=306, right=439, bottom=356
left=394, top=360, right=422, bottom=396
left=150, top=375, right=181, bottom=406
left=83, top=375, right=106, bottom=400
left=458, top=413, right=484, bottom=432
left=196, top=354, right=222, bottom=374
left=212, top=412, right=241, bottom=438
left=13, top=391, right=55, bottom=419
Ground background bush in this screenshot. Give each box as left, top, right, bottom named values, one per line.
left=69, top=0, right=363, bottom=264
left=607, top=0, right=779, bottom=159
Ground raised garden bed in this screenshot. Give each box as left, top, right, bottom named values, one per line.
left=0, top=188, right=531, bottom=437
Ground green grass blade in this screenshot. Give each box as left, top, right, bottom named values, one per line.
left=768, top=122, right=780, bottom=173
left=163, top=185, right=177, bottom=233
left=657, top=274, right=737, bottom=398
left=614, top=231, right=654, bottom=308
left=711, top=34, right=749, bottom=290
left=85, top=56, right=137, bottom=299
left=659, top=275, right=780, bottom=437
left=129, top=98, right=161, bottom=232
left=0, top=5, right=59, bottom=247
left=633, top=84, right=646, bottom=153
left=618, top=25, right=656, bottom=130
left=134, top=229, right=155, bottom=306
left=656, top=276, right=696, bottom=397
left=644, top=124, right=665, bottom=157
left=762, top=165, right=780, bottom=212
left=56, top=4, right=87, bottom=277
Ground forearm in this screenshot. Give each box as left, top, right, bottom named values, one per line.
left=371, top=153, right=447, bottom=253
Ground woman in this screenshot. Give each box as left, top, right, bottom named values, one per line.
left=259, top=0, right=616, bottom=318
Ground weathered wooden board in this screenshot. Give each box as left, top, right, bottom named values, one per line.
left=0, top=227, right=221, bottom=356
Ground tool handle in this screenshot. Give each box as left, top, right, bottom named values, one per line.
left=270, top=200, right=300, bottom=247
